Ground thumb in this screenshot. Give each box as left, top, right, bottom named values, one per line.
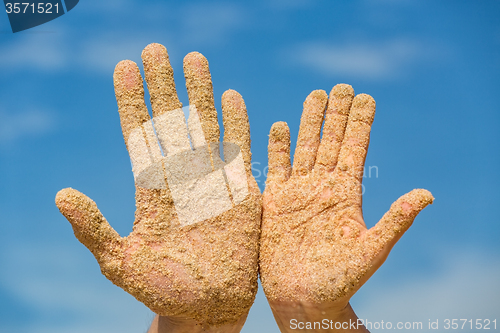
left=56, top=188, right=124, bottom=280
left=365, top=189, right=434, bottom=256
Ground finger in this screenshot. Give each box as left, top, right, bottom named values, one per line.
left=292, top=90, right=328, bottom=176
left=315, top=84, right=354, bottom=172
left=336, top=94, right=376, bottom=183
left=114, top=60, right=164, bottom=186
left=55, top=188, right=124, bottom=280
left=221, top=89, right=252, bottom=172
left=142, top=44, right=191, bottom=156
left=141, top=43, right=182, bottom=117
left=267, top=121, right=291, bottom=184
left=365, top=189, right=434, bottom=255
left=113, top=60, right=151, bottom=146
left=183, top=52, right=220, bottom=144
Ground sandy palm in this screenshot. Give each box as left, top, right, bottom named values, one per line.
left=56, top=43, right=261, bottom=326
left=260, top=84, right=433, bottom=308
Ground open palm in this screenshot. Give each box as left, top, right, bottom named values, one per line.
left=56, top=43, right=261, bottom=327
left=260, top=84, right=433, bottom=309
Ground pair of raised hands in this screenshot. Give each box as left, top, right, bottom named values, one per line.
left=56, top=43, right=433, bottom=333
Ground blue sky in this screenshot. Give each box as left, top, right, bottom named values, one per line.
left=0, top=1, right=499, bottom=332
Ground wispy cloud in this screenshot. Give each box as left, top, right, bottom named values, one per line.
left=79, top=35, right=161, bottom=74
left=0, top=28, right=155, bottom=74
left=291, top=39, right=440, bottom=80
left=78, top=0, right=134, bottom=13
left=0, top=243, right=153, bottom=333
left=0, top=33, right=68, bottom=71
left=2, top=240, right=497, bottom=333
left=181, top=3, right=246, bottom=45
left=356, top=250, right=500, bottom=329
left=0, top=108, right=55, bottom=144
left=0, top=2, right=248, bottom=74
left=264, top=0, right=316, bottom=10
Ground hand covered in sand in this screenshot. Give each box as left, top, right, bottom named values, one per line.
left=259, top=85, right=433, bottom=331
left=56, top=43, right=261, bottom=329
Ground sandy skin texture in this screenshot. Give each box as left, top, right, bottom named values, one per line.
left=260, top=85, right=434, bottom=308
left=55, top=43, right=261, bottom=327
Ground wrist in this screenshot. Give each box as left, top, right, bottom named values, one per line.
left=268, top=300, right=369, bottom=333
left=147, top=311, right=249, bottom=333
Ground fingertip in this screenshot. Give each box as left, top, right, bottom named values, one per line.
left=184, top=51, right=203, bottom=60
left=304, top=90, right=328, bottom=111
left=353, top=93, right=375, bottom=108
left=113, top=60, right=142, bottom=92
left=55, top=188, right=68, bottom=209
left=330, top=83, right=354, bottom=99
left=390, top=189, right=433, bottom=223
left=351, top=94, right=376, bottom=123
left=222, top=89, right=246, bottom=114
left=269, top=121, right=290, bottom=142
left=412, top=188, right=434, bottom=201
left=404, top=188, right=435, bottom=210
left=141, top=43, right=171, bottom=72
left=56, top=187, right=78, bottom=208
left=222, top=89, right=243, bottom=105
left=55, top=188, right=101, bottom=236
left=307, top=89, right=328, bottom=101
left=56, top=187, right=94, bottom=214
left=56, top=187, right=72, bottom=200
left=114, top=59, right=139, bottom=76
left=141, top=43, right=167, bottom=60
left=183, top=51, right=209, bottom=71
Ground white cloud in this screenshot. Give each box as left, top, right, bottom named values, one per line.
left=292, top=39, right=437, bottom=80
left=355, top=250, right=500, bottom=332
left=2, top=241, right=497, bottom=333
left=0, top=33, right=68, bottom=71
left=0, top=243, right=153, bottom=333
left=0, top=108, right=55, bottom=144
left=265, top=0, right=315, bottom=10
left=0, top=29, right=161, bottom=74
left=180, top=3, right=246, bottom=45
left=77, top=0, right=134, bottom=13
left=0, top=2, right=248, bottom=74
left=78, top=35, right=161, bottom=74
left=364, top=0, right=416, bottom=5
